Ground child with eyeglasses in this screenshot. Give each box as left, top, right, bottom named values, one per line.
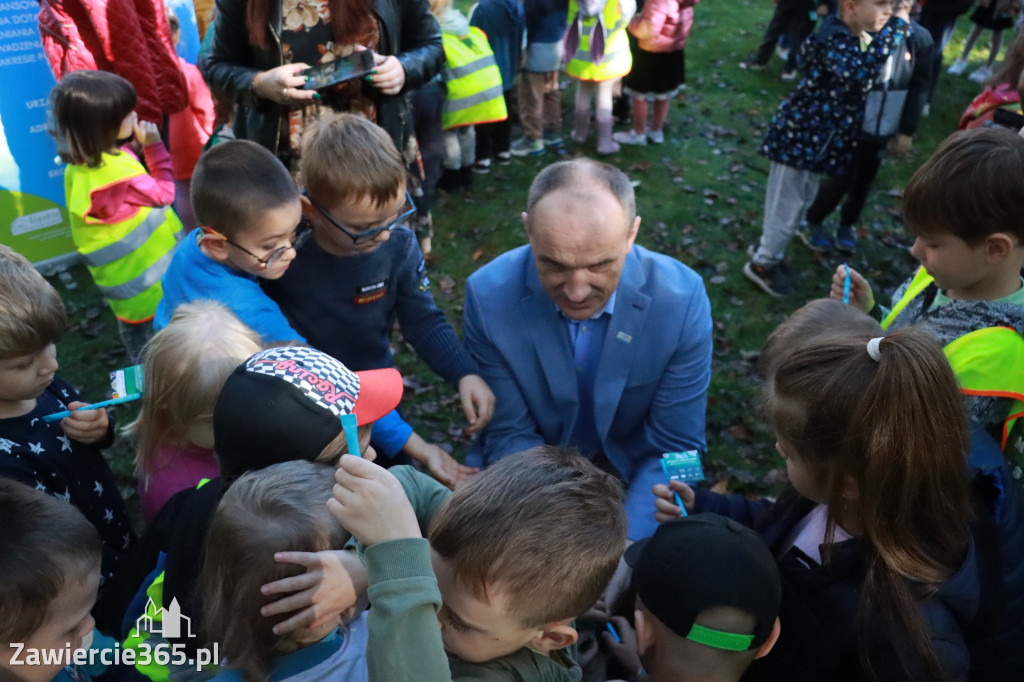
left=262, top=113, right=493, bottom=489
left=154, top=139, right=309, bottom=343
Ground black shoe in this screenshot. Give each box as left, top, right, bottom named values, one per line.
left=743, top=260, right=795, bottom=297
left=835, top=225, right=857, bottom=255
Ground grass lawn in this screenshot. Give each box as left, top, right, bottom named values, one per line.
left=48, top=2, right=991, bottom=509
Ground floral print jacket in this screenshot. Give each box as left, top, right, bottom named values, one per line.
left=760, top=14, right=909, bottom=176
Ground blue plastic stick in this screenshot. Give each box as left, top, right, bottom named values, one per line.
left=42, top=393, right=142, bottom=423
left=606, top=622, right=621, bottom=643
left=843, top=263, right=851, bottom=305
left=340, top=413, right=360, bottom=458
left=674, top=491, right=688, bottom=517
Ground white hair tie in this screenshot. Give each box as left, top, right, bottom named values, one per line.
left=866, top=337, right=883, bottom=362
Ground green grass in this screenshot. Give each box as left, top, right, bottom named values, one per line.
left=49, top=3, right=988, bottom=506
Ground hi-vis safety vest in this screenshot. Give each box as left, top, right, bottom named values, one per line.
left=65, top=151, right=181, bottom=323
left=441, top=28, right=508, bottom=130
left=565, top=0, right=632, bottom=82
left=882, top=267, right=1024, bottom=449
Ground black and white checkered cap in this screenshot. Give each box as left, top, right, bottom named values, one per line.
left=243, top=346, right=360, bottom=417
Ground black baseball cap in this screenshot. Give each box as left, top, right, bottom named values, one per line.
left=213, top=346, right=403, bottom=479
left=625, top=513, right=781, bottom=651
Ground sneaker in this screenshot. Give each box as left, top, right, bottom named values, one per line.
left=543, top=131, right=564, bottom=147
left=473, top=158, right=492, bottom=174
left=947, top=58, right=968, bottom=76
left=612, top=130, right=648, bottom=146
left=647, top=129, right=665, bottom=144
left=510, top=137, right=545, bottom=157
left=775, top=44, right=790, bottom=61
left=739, top=58, right=767, bottom=71
left=797, top=223, right=833, bottom=253
left=968, top=65, right=992, bottom=83
left=780, top=69, right=798, bottom=82
left=834, top=225, right=857, bottom=255
left=496, top=151, right=512, bottom=165
left=743, top=260, right=795, bottom=297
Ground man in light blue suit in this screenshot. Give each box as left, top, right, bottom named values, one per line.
left=464, top=159, right=713, bottom=539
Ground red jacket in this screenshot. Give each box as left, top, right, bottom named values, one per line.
left=168, top=57, right=215, bottom=180
left=38, top=0, right=188, bottom=121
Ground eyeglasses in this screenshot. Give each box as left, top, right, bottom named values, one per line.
left=308, top=191, right=417, bottom=244
left=203, top=223, right=311, bottom=267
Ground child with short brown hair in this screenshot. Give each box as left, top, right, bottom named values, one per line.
left=328, top=444, right=629, bottom=680
left=263, top=113, right=492, bottom=487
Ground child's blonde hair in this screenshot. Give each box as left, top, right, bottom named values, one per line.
left=125, top=301, right=261, bottom=487
left=201, top=460, right=350, bottom=682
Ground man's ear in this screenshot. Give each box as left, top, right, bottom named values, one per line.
left=625, top=216, right=641, bottom=251
left=635, top=608, right=655, bottom=657
left=984, top=233, right=1017, bottom=263
left=528, top=618, right=578, bottom=654
left=754, top=617, right=781, bottom=660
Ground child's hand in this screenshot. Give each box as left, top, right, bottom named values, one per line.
left=653, top=480, right=695, bottom=523
left=328, top=454, right=421, bottom=546
left=888, top=134, right=913, bottom=156
left=260, top=549, right=367, bottom=635
left=133, top=119, right=161, bottom=147
left=61, top=403, right=109, bottom=445
left=458, top=374, right=496, bottom=435
left=829, top=264, right=875, bottom=313
left=403, top=432, right=479, bottom=488
left=601, top=616, right=641, bottom=676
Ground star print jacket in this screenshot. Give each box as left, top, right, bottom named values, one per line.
left=760, top=14, right=909, bottom=176
left=0, top=375, right=135, bottom=580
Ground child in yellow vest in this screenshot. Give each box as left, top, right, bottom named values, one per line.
left=51, top=70, right=182, bottom=361
left=434, top=0, right=508, bottom=192
left=565, top=0, right=636, bottom=154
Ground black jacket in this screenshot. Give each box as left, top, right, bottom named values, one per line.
left=201, top=0, right=443, bottom=153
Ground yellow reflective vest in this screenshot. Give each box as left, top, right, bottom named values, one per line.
left=441, top=27, right=508, bottom=130
left=565, top=0, right=632, bottom=81
left=65, top=151, right=181, bottom=323
left=882, top=267, right=1024, bottom=449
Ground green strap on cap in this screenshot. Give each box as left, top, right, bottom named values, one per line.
left=686, top=623, right=755, bottom=652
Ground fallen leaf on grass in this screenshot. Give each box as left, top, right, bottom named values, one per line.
left=439, top=275, right=456, bottom=293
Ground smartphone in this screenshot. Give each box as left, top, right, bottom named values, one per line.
left=303, top=51, right=375, bottom=90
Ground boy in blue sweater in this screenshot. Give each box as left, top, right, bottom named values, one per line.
left=743, top=0, right=910, bottom=297
left=264, top=114, right=493, bottom=487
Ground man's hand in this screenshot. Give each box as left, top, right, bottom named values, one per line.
left=328, top=455, right=421, bottom=546
left=458, top=374, right=496, bottom=435
left=653, top=481, right=695, bottom=523
left=260, top=549, right=368, bottom=634
left=403, top=433, right=479, bottom=488
left=829, top=264, right=875, bottom=313
left=61, top=403, right=109, bottom=444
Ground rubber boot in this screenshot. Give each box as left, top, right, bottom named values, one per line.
left=596, top=113, right=620, bottom=155
left=572, top=108, right=590, bottom=144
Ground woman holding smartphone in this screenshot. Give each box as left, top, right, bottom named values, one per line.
left=202, top=0, right=443, bottom=164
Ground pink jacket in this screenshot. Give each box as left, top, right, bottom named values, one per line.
left=627, top=0, right=698, bottom=53
left=37, top=0, right=188, bottom=121
left=168, top=57, right=215, bottom=181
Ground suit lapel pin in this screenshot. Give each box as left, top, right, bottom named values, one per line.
left=616, top=331, right=632, bottom=344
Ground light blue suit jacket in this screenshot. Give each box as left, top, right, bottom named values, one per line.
left=464, top=243, right=713, bottom=539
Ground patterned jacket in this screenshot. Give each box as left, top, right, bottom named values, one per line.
left=760, top=14, right=909, bottom=176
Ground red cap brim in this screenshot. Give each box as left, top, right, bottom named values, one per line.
left=352, top=368, right=404, bottom=426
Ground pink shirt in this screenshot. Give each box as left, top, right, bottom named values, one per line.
left=139, top=442, right=220, bottom=522
left=88, top=142, right=176, bottom=224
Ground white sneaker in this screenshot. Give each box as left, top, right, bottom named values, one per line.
left=646, top=129, right=665, bottom=144
left=947, top=58, right=968, bottom=76
left=968, top=65, right=992, bottom=83
left=612, top=130, right=647, bottom=146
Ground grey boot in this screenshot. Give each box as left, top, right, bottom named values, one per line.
left=596, top=113, right=620, bottom=155
left=572, top=108, right=591, bottom=144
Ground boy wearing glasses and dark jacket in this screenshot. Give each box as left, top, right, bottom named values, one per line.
left=263, top=114, right=493, bottom=487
